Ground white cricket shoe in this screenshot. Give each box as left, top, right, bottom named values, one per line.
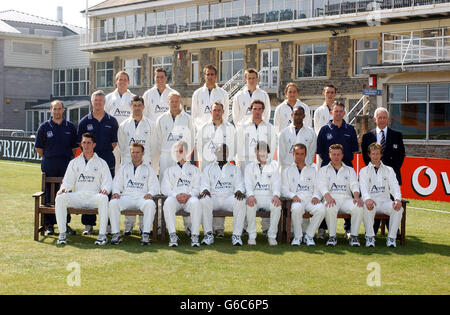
left=304, top=234, right=316, bottom=246
left=386, top=237, right=397, bottom=248
left=291, top=237, right=301, bottom=246
left=231, top=235, right=243, bottom=246
left=248, top=238, right=256, bottom=246
left=268, top=237, right=277, bottom=246
left=201, top=232, right=214, bottom=245
left=326, top=236, right=337, bottom=247
left=365, top=236, right=375, bottom=248
left=169, top=233, right=178, bottom=247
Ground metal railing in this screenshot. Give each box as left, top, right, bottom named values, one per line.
left=347, top=95, right=371, bottom=125
left=81, top=0, right=450, bottom=46
left=383, top=31, right=450, bottom=64
left=0, top=129, right=35, bottom=138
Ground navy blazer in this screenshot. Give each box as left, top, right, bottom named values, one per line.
left=361, top=127, right=406, bottom=185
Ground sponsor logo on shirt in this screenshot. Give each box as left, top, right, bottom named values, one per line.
left=78, top=173, right=95, bottom=183
left=155, top=105, right=169, bottom=113
left=254, top=182, right=270, bottom=191
left=215, top=180, right=232, bottom=190
left=129, top=138, right=146, bottom=145
left=296, top=184, right=311, bottom=192
left=370, top=185, right=386, bottom=193
left=167, top=133, right=183, bottom=142
left=177, top=178, right=191, bottom=187
left=126, top=179, right=144, bottom=189
left=204, top=105, right=211, bottom=113
left=330, top=183, right=347, bottom=192
left=114, top=108, right=131, bottom=117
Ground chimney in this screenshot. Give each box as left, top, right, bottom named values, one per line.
left=57, top=6, right=63, bottom=23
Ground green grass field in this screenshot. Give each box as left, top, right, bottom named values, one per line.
left=0, top=160, right=449, bottom=295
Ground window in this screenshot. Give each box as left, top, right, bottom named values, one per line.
left=53, top=68, right=90, bottom=97
left=152, top=56, right=173, bottom=84
left=297, top=42, right=327, bottom=78
left=191, top=53, right=199, bottom=84
left=220, top=49, right=244, bottom=82
left=388, top=84, right=450, bottom=140
left=123, top=59, right=142, bottom=87
left=96, top=61, right=114, bottom=88
left=354, top=39, right=378, bottom=75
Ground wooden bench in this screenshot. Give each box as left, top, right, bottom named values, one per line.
left=160, top=208, right=284, bottom=243
left=283, top=199, right=408, bottom=245
left=33, top=174, right=160, bottom=242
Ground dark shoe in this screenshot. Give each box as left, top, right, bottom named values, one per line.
left=44, top=225, right=55, bottom=236
left=66, top=225, right=76, bottom=236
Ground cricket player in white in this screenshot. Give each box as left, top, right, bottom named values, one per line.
left=109, top=142, right=159, bottom=246
left=313, top=85, right=336, bottom=135
left=281, top=143, right=325, bottom=246
left=236, top=100, right=277, bottom=173
left=191, top=65, right=229, bottom=131
left=245, top=141, right=282, bottom=246
left=161, top=141, right=202, bottom=247
left=197, top=101, right=236, bottom=171
left=318, top=144, right=364, bottom=247
left=155, top=92, right=195, bottom=179
left=360, top=142, right=403, bottom=248
left=118, top=95, right=156, bottom=166
left=105, top=71, right=135, bottom=172
left=232, top=68, right=271, bottom=126
left=118, top=95, right=156, bottom=235
left=274, top=83, right=312, bottom=135
left=199, top=144, right=246, bottom=246
left=55, top=133, right=112, bottom=245
left=278, top=105, right=316, bottom=172
left=143, top=67, right=178, bottom=123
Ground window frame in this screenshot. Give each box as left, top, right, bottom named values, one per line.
left=296, top=42, right=328, bottom=79
left=354, top=38, right=379, bottom=76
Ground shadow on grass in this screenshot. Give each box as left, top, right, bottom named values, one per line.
left=37, top=231, right=450, bottom=257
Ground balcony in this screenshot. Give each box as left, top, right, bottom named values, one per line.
left=81, top=0, right=450, bottom=52
left=363, top=29, right=450, bottom=74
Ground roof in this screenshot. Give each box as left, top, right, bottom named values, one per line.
left=88, top=0, right=155, bottom=12
left=0, top=19, right=20, bottom=34
left=0, top=10, right=83, bottom=34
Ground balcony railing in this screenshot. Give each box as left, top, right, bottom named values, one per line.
left=383, top=30, right=450, bottom=64
left=82, top=0, right=450, bottom=47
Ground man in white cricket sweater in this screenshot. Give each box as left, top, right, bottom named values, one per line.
left=278, top=105, right=316, bottom=172
left=281, top=143, right=325, bottom=246
left=245, top=141, right=282, bottom=246
left=359, top=143, right=403, bottom=248
left=161, top=141, right=202, bottom=247
left=105, top=71, right=135, bottom=172
left=118, top=96, right=157, bottom=235
left=199, top=144, right=246, bottom=246
left=155, top=92, right=195, bottom=180
left=318, top=144, right=364, bottom=247
left=109, top=142, right=159, bottom=246
left=274, top=83, right=312, bottom=135
left=55, top=133, right=112, bottom=245
left=232, top=68, right=271, bottom=127
left=191, top=64, right=229, bottom=131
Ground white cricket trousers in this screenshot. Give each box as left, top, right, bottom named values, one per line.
left=163, top=196, right=201, bottom=236
left=364, top=200, right=404, bottom=239
left=246, top=196, right=281, bottom=239
left=109, top=196, right=156, bottom=234
left=199, top=195, right=247, bottom=236
left=291, top=200, right=326, bottom=239
left=325, top=198, right=363, bottom=237
left=55, top=191, right=109, bottom=235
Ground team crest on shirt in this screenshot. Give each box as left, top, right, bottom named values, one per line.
left=87, top=124, right=94, bottom=131
left=47, top=131, right=53, bottom=138
left=327, top=133, right=333, bottom=140
left=344, top=176, right=349, bottom=181
left=93, top=166, right=98, bottom=172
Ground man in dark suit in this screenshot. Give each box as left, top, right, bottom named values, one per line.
left=361, top=107, right=405, bottom=235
